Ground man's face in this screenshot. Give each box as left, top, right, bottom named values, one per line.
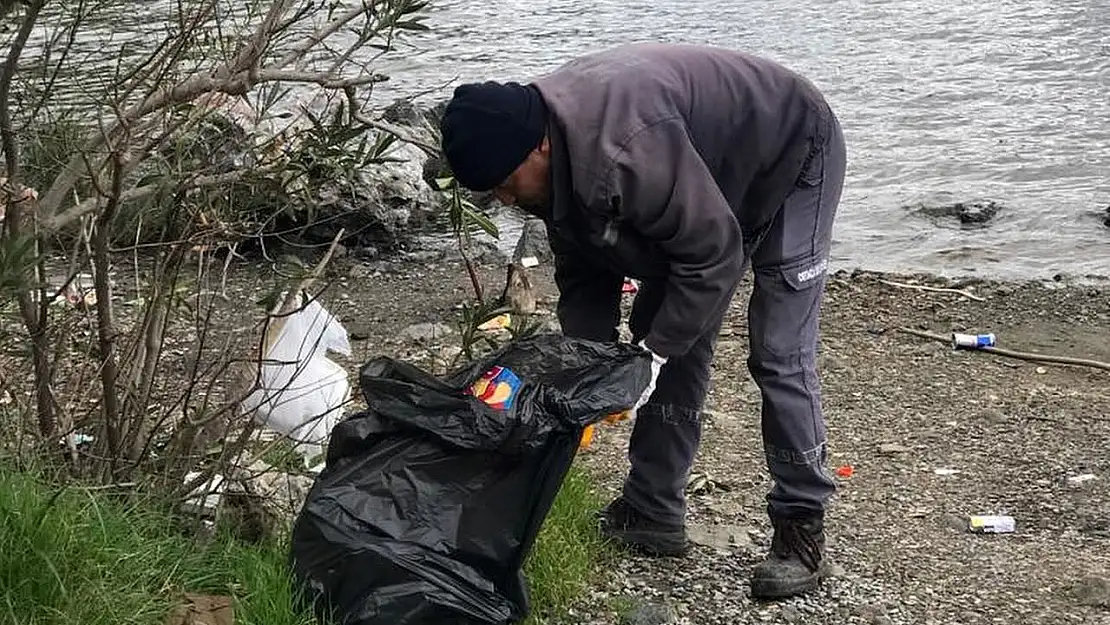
left=491, top=135, right=551, bottom=216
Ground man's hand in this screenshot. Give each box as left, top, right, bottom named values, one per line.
left=632, top=341, right=667, bottom=412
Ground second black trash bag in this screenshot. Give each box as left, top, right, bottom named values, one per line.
left=288, top=333, right=652, bottom=625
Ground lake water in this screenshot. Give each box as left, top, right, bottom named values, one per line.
left=24, top=0, right=1110, bottom=281
left=370, top=0, right=1110, bottom=281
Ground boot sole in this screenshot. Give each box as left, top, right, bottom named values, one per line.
left=749, top=560, right=832, bottom=600
left=600, top=525, right=690, bottom=557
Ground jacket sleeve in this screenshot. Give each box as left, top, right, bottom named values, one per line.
left=546, top=222, right=624, bottom=343
left=593, top=116, right=746, bottom=358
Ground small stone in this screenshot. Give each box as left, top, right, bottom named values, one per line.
left=1068, top=576, right=1110, bottom=607
left=687, top=523, right=754, bottom=551
left=943, top=514, right=968, bottom=531
left=879, top=442, right=911, bottom=455
left=619, top=599, right=677, bottom=625
left=706, top=500, right=744, bottom=518
left=347, top=324, right=372, bottom=341
left=1067, top=474, right=1097, bottom=487
left=1036, top=366, right=1047, bottom=374
left=400, top=322, right=453, bottom=343
left=978, top=408, right=1006, bottom=424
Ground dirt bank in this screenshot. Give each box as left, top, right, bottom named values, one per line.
left=314, top=253, right=1110, bottom=625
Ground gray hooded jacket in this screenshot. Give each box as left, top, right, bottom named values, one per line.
left=530, top=43, right=834, bottom=359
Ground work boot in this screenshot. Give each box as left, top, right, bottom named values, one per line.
left=598, top=497, right=690, bottom=557
left=749, top=514, right=830, bottom=599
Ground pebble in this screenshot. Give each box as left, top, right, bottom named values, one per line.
left=1068, top=576, right=1110, bottom=608
left=687, top=523, right=755, bottom=551
left=619, top=599, right=677, bottom=625
left=400, top=321, right=453, bottom=342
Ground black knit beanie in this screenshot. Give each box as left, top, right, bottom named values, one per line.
left=439, top=81, right=548, bottom=192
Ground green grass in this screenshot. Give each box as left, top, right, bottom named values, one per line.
left=522, top=466, right=613, bottom=624
left=0, top=464, right=610, bottom=625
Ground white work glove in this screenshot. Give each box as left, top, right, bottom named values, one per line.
left=632, top=340, right=668, bottom=412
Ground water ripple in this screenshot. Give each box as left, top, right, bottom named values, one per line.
left=21, top=0, right=1110, bottom=279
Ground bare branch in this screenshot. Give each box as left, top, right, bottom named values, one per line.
left=342, top=86, right=439, bottom=156
left=274, top=2, right=376, bottom=70
left=255, top=69, right=388, bottom=89
left=227, top=0, right=296, bottom=74
left=93, top=151, right=124, bottom=468
left=44, top=165, right=281, bottom=233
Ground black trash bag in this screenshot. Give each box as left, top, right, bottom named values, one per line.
left=288, top=333, right=652, bottom=625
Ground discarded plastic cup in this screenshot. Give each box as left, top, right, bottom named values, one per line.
left=952, top=332, right=996, bottom=350
left=968, top=515, right=1015, bottom=534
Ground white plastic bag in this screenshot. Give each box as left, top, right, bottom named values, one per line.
left=241, top=292, right=352, bottom=461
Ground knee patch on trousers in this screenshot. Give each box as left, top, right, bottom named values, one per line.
left=638, top=402, right=703, bottom=425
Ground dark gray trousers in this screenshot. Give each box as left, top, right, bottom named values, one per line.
left=621, top=116, right=846, bottom=526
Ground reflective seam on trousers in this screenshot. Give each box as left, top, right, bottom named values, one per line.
left=764, top=442, right=828, bottom=466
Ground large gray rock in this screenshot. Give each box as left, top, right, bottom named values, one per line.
left=298, top=141, right=443, bottom=248
left=911, top=199, right=1005, bottom=227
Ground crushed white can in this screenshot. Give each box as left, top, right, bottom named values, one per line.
left=968, top=515, right=1015, bottom=534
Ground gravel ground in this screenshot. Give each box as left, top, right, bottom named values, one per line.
left=321, top=254, right=1110, bottom=625
left=6, top=247, right=1107, bottom=625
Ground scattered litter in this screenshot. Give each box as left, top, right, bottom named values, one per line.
left=1067, top=473, right=1097, bottom=486
left=934, top=468, right=961, bottom=476
left=52, top=272, right=98, bottom=310
left=687, top=471, right=731, bottom=495
left=1035, top=366, right=1048, bottom=374
left=58, top=433, right=95, bottom=448
left=968, top=514, right=1015, bottom=534
left=622, top=278, right=640, bottom=294
left=240, top=292, right=351, bottom=463
left=477, top=313, right=512, bottom=331
left=952, top=332, right=996, bottom=350
left=181, top=471, right=227, bottom=518
left=578, top=410, right=630, bottom=450
left=603, top=410, right=630, bottom=425
left=520, top=256, right=539, bottom=268
left=836, top=465, right=855, bottom=478
left=579, top=424, right=595, bottom=450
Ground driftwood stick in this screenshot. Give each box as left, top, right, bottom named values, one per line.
left=897, top=327, right=1110, bottom=372
left=878, top=279, right=986, bottom=302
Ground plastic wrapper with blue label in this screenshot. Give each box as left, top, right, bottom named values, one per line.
left=288, top=333, right=652, bottom=625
